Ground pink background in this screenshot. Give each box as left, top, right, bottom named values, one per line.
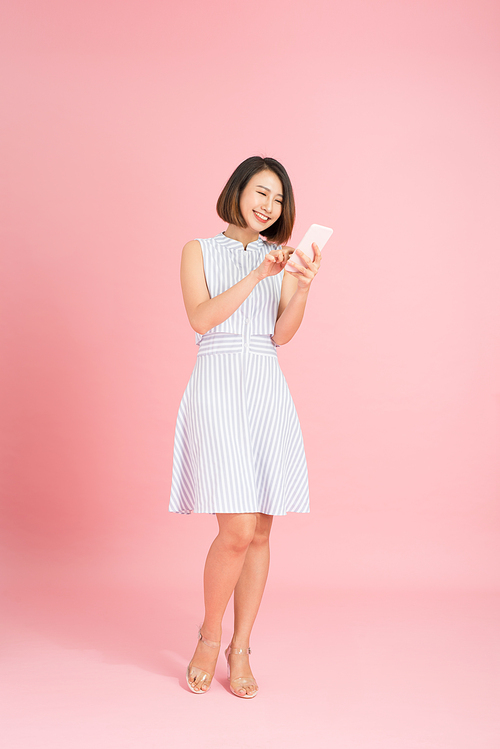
left=1, top=1, right=499, bottom=747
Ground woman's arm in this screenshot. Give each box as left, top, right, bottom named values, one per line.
left=181, top=240, right=291, bottom=335
left=273, top=244, right=321, bottom=345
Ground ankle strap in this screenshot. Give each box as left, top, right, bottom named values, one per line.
left=226, top=645, right=251, bottom=655
left=198, top=629, right=220, bottom=649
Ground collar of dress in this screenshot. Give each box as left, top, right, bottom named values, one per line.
left=215, top=232, right=265, bottom=252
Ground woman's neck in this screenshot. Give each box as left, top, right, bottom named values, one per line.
left=223, top=224, right=260, bottom=250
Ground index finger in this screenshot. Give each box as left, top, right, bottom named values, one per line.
left=312, top=242, right=322, bottom=263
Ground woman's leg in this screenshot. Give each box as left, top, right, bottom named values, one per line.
left=187, top=513, right=257, bottom=691
left=227, top=512, right=273, bottom=696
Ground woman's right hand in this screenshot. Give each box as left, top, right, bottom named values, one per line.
left=253, top=247, right=293, bottom=281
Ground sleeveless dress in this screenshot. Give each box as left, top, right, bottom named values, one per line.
left=168, top=233, right=309, bottom=515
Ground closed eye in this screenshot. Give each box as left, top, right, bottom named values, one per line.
left=257, top=190, right=282, bottom=204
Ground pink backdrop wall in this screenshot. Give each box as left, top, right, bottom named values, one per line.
left=1, top=0, right=499, bottom=592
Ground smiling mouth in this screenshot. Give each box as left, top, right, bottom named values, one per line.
left=253, top=211, right=270, bottom=223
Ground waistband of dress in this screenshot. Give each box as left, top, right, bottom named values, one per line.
left=197, top=332, right=278, bottom=357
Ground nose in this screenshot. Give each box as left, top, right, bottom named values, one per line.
left=261, top=193, right=273, bottom=213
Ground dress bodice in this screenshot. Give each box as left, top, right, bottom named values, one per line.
left=195, top=233, right=284, bottom=345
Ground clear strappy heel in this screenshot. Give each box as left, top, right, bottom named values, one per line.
left=224, top=644, right=258, bottom=698
left=186, top=630, right=220, bottom=694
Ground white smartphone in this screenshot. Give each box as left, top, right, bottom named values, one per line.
left=285, top=223, right=333, bottom=272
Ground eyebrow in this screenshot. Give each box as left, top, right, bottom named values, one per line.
left=257, top=185, right=284, bottom=198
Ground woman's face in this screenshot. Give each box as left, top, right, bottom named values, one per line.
left=239, top=169, right=283, bottom=233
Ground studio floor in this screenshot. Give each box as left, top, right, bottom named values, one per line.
left=1, top=582, right=499, bottom=749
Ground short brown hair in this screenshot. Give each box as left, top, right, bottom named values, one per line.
left=216, top=156, right=295, bottom=246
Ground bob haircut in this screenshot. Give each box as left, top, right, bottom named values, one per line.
left=216, top=156, right=295, bottom=247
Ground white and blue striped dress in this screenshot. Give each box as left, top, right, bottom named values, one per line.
left=168, top=233, right=309, bottom=515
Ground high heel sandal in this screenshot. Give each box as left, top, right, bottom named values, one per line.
left=186, top=630, right=220, bottom=694
left=224, top=644, right=258, bottom=699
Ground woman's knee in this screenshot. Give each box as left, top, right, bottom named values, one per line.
left=217, top=513, right=257, bottom=553
left=250, top=513, right=273, bottom=547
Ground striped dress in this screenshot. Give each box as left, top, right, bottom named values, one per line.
left=168, top=232, right=309, bottom=515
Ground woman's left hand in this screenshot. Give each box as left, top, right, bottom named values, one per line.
left=286, top=243, right=322, bottom=290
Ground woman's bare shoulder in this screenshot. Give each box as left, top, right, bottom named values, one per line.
left=182, top=239, right=202, bottom=254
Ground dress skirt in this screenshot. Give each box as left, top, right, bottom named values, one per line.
left=169, top=332, right=309, bottom=515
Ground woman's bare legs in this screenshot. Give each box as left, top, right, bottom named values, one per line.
left=186, top=513, right=257, bottom=692
left=228, top=512, right=273, bottom=696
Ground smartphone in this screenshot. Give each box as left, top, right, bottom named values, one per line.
left=285, top=223, right=333, bottom=273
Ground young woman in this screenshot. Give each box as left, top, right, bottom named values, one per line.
left=169, top=156, right=321, bottom=698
